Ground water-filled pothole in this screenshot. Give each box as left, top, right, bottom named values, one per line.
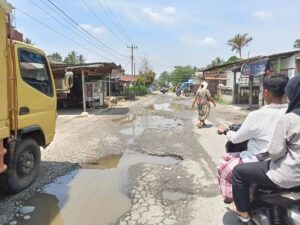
left=11, top=151, right=181, bottom=225
left=119, top=114, right=181, bottom=144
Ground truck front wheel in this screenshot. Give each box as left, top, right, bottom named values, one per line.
left=4, top=138, right=41, bottom=193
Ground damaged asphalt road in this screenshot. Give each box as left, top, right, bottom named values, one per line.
left=0, top=93, right=245, bottom=225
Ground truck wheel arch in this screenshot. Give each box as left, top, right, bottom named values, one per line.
left=18, top=126, right=46, bottom=147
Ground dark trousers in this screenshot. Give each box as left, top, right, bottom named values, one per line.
left=232, top=161, right=276, bottom=212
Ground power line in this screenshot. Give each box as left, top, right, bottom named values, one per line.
left=97, top=0, right=135, bottom=45
left=47, top=0, right=127, bottom=59
left=27, top=0, right=122, bottom=61
left=80, top=0, right=129, bottom=46
left=16, top=7, right=117, bottom=62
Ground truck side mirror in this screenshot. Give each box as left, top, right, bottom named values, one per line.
left=64, top=71, right=74, bottom=90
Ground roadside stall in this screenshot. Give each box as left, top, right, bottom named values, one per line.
left=51, top=62, right=123, bottom=112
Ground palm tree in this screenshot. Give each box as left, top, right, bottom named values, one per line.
left=77, top=54, right=86, bottom=64
left=47, top=52, right=63, bottom=62
left=24, top=37, right=35, bottom=45
left=294, top=39, right=300, bottom=49
left=228, top=33, right=253, bottom=59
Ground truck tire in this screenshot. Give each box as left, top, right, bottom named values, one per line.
left=3, top=138, right=41, bottom=193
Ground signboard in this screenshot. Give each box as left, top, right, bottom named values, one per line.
left=241, top=59, right=270, bottom=76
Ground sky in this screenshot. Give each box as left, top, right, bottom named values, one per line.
left=9, top=0, right=300, bottom=75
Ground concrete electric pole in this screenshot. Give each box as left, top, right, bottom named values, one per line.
left=127, top=45, right=138, bottom=76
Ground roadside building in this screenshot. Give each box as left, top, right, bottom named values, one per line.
left=50, top=62, right=123, bottom=111
left=118, top=75, right=136, bottom=91
left=201, top=50, right=300, bottom=108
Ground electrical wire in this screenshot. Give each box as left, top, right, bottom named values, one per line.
left=80, top=0, right=129, bottom=46
left=47, top=0, right=127, bottom=59
left=27, top=0, right=123, bottom=61
left=16, top=7, right=118, bottom=62
left=97, top=0, right=135, bottom=45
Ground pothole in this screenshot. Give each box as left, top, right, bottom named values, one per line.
left=10, top=151, right=182, bottom=225
left=162, top=191, right=188, bottom=201
left=119, top=114, right=182, bottom=144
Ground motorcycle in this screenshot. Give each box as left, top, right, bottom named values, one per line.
left=176, top=89, right=181, bottom=96
left=160, top=88, right=168, bottom=94
left=220, top=124, right=300, bottom=225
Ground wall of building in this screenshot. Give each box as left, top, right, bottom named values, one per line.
left=271, top=55, right=296, bottom=78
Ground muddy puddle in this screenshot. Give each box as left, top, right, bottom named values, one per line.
left=10, top=151, right=180, bottom=225
left=119, top=114, right=181, bottom=144
left=145, top=103, right=190, bottom=112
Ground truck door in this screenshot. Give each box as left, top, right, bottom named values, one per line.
left=15, top=46, right=56, bottom=144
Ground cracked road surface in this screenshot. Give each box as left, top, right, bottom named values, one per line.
left=0, top=93, right=247, bottom=225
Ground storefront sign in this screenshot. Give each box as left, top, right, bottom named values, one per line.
left=241, top=59, right=270, bottom=76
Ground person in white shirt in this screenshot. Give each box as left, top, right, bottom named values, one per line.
left=217, top=74, right=289, bottom=203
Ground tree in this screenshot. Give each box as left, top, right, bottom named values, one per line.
left=144, top=70, right=156, bottom=86
left=207, top=57, right=224, bottom=68
left=47, top=52, right=63, bottom=62
left=24, top=37, right=35, bottom=45
left=63, top=51, right=86, bottom=65
left=158, top=71, right=171, bottom=87
left=227, top=33, right=253, bottom=59
left=226, top=55, right=239, bottom=64
left=170, top=65, right=196, bottom=85
left=64, top=51, right=78, bottom=64
left=138, top=55, right=152, bottom=75
left=294, top=39, right=300, bottom=49
left=77, top=54, right=86, bottom=64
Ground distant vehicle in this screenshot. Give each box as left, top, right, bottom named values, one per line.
left=160, top=87, right=168, bottom=94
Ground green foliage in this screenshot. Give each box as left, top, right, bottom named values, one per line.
left=215, top=96, right=231, bottom=105
left=125, top=85, right=148, bottom=97
left=227, top=33, right=253, bottom=59
left=158, top=71, right=171, bottom=87
left=207, top=57, right=224, bottom=68
left=294, top=39, right=300, bottom=49
left=170, top=65, right=196, bottom=85
left=63, top=51, right=86, bottom=65
left=47, top=52, right=63, bottom=62
left=24, top=37, right=35, bottom=45
left=144, top=70, right=156, bottom=86
left=226, top=56, right=239, bottom=64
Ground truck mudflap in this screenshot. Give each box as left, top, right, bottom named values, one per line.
left=0, top=140, right=7, bottom=174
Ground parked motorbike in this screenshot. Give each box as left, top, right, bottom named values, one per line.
left=219, top=124, right=300, bottom=225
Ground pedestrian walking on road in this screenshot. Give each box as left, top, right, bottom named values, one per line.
left=192, top=81, right=216, bottom=128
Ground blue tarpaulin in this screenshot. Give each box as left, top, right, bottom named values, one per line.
left=241, top=59, right=270, bottom=76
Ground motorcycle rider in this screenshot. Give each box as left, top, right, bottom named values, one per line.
left=217, top=74, right=289, bottom=203
left=232, top=75, right=300, bottom=222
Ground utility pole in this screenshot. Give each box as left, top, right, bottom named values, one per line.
left=127, top=45, right=138, bottom=76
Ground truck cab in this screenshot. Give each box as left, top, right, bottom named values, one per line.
left=0, top=0, right=58, bottom=193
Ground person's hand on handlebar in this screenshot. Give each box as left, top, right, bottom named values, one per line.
left=217, top=128, right=229, bottom=135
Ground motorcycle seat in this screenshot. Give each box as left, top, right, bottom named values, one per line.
left=256, top=185, right=300, bottom=193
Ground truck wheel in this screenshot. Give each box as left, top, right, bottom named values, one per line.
left=4, top=138, right=41, bottom=193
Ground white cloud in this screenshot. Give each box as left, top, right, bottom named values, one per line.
left=182, top=36, right=217, bottom=46
left=253, top=11, right=272, bottom=20
left=79, top=24, right=106, bottom=35
left=142, top=6, right=177, bottom=24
